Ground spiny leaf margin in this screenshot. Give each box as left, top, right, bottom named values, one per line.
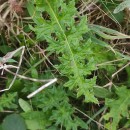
left=27, top=0, right=98, bottom=103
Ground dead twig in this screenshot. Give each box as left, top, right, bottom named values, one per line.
left=0, top=46, right=57, bottom=98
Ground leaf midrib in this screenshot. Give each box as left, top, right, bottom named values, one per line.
left=45, top=0, right=82, bottom=86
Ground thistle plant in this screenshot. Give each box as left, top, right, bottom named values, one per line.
left=27, top=0, right=98, bottom=103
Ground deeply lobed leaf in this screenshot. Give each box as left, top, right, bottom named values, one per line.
left=27, top=0, right=98, bottom=103
left=104, top=86, right=130, bottom=130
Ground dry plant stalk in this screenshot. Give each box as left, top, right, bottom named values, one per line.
left=0, top=46, right=57, bottom=98
left=0, top=0, right=24, bottom=35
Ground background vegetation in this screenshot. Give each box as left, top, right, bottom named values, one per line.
left=0, top=0, right=130, bottom=130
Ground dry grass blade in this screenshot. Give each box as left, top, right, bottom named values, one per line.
left=0, top=46, right=25, bottom=92
left=0, top=46, right=57, bottom=98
